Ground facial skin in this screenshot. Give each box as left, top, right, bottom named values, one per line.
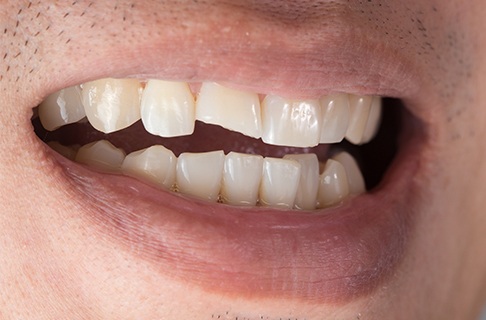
left=1, top=0, right=486, bottom=319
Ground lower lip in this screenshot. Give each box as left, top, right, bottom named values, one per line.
left=42, top=111, right=424, bottom=306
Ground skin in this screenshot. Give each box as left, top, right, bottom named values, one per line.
left=1, top=0, right=486, bottom=319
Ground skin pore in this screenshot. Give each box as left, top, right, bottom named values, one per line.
left=1, top=0, right=486, bottom=319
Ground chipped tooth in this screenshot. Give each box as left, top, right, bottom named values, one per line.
left=176, top=151, right=225, bottom=202
left=82, top=78, right=142, bottom=133
left=345, top=95, right=372, bottom=145
left=332, top=152, right=366, bottom=194
left=283, top=154, right=319, bottom=210
left=361, top=96, right=382, bottom=144
left=319, top=93, right=350, bottom=143
left=196, top=82, right=262, bottom=138
left=261, top=95, right=322, bottom=148
left=75, top=140, right=126, bottom=173
left=122, top=145, right=177, bottom=189
left=317, top=159, right=350, bottom=208
left=47, top=141, right=78, bottom=160
left=141, top=80, right=195, bottom=137
left=39, top=86, right=86, bottom=131
left=259, top=157, right=301, bottom=209
left=221, top=152, right=263, bottom=206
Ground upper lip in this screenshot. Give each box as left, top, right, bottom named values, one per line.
left=30, top=1, right=432, bottom=306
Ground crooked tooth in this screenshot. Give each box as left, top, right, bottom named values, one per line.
left=283, top=154, right=319, bottom=210
left=82, top=78, right=142, bottom=133
left=141, top=80, right=195, bottom=137
left=332, top=152, right=366, bottom=194
left=262, top=95, right=322, bottom=148
left=259, top=157, right=301, bottom=209
left=75, top=140, right=126, bottom=173
left=176, top=151, right=225, bottom=202
left=195, top=82, right=262, bottom=138
left=221, top=152, right=263, bottom=206
left=361, top=96, right=382, bottom=144
left=122, top=145, right=177, bottom=189
left=319, top=94, right=350, bottom=143
left=317, top=159, right=350, bottom=208
left=345, top=95, right=372, bottom=145
left=39, top=86, right=86, bottom=131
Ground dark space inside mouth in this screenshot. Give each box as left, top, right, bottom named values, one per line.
left=31, top=98, right=402, bottom=190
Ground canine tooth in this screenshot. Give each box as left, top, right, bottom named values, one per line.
left=259, top=158, right=301, bottom=209
left=39, top=86, right=86, bottom=131
left=122, top=145, right=177, bottom=189
left=332, top=152, right=366, bottom=194
left=176, top=151, right=225, bottom=202
left=196, top=82, right=262, bottom=138
left=317, top=159, right=350, bottom=208
left=141, top=80, right=195, bottom=137
left=283, top=154, right=319, bottom=210
left=345, top=95, right=372, bottom=145
left=75, top=140, right=126, bottom=173
left=82, top=78, right=142, bottom=133
left=47, top=141, right=78, bottom=160
left=319, top=94, right=350, bottom=143
left=261, top=95, right=322, bottom=147
left=221, top=152, right=263, bottom=206
left=361, top=96, right=382, bottom=143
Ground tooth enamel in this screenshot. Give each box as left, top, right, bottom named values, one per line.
left=196, top=82, right=262, bottom=138
left=345, top=95, right=372, bottom=145
left=75, top=140, right=126, bottom=173
left=82, top=78, right=142, bottom=133
left=259, top=157, right=301, bottom=209
left=39, top=86, right=86, bottom=131
left=221, top=152, right=264, bottom=206
left=122, top=145, right=177, bottom=189
left=361, top=96, right=382, bottom=144
left=283, top=154, right=319, bottom=210
left=332, top=152, right=366, bottom=194
left=317, top=159, right=350, bottom=208
left=261, top=95, right=322, bottom=148
left=47, top=141, right=78, bottom=160
left=176, top=151, right=225, bottom=202
left=319, top=94, right=351, bottom=143
left=141, top=80, right=195, bottom=137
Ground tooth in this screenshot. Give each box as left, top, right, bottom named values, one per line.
left=332, top=152, right=366, bottom=194
left=141, top=80, right=195, bottom=137
left=47, top=141, right=79, bottom=160
left=75, top=140, right=126, bottom=173
left=261, top=95, right=322, bottom=147
left=195, top=82, right=262, bottom=138
left=283, top=154, right=319, bottom=210
left=176, top=151, right=225, bottom=202
left=259, top=157, right=301, bottom=209
left=319, top=94, right=350, bottom=143
left=122, top=145, right=177, bottom=189
left=345, top=95, right=372, bottom=145
left=39, top=86, right=86, bottom=131
left=82, top=78, right=142, bottom=133
left=221, top=152, right=263, bottom=206
left=361, top=96, right=382, bottom=143
left=317, top=159, right=350, bottom=208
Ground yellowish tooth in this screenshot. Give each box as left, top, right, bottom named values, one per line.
left=259, top=157, right=301, bottom=209
left=141, top=80, right=195, bottom=137
left=82, top=78, right=142, bottom=133
left=196, top=82, right=262, bottom=138
left=345, top=95, right=372, bottom=145
left=361, top=96, right=382, bottom=143
left=75, top=140, right=126, bottom=173
left=47, top=141, right=78, bottom=160
left=283, top=154, right=319, bottom=210
left=317, top=159, right=350, bottom=208
left=319, top=94, right=350, bottom=143
left=39, top=86, right=86, bottom=131
left=221, top=152, right=263, bottom=206
left=176, top=151, right=225, bottom=202
left=332, top=152, right=366, bottom=194
left=122, top=145, right=177, bottom=189
left=261, top=95, right=322, bottom=148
